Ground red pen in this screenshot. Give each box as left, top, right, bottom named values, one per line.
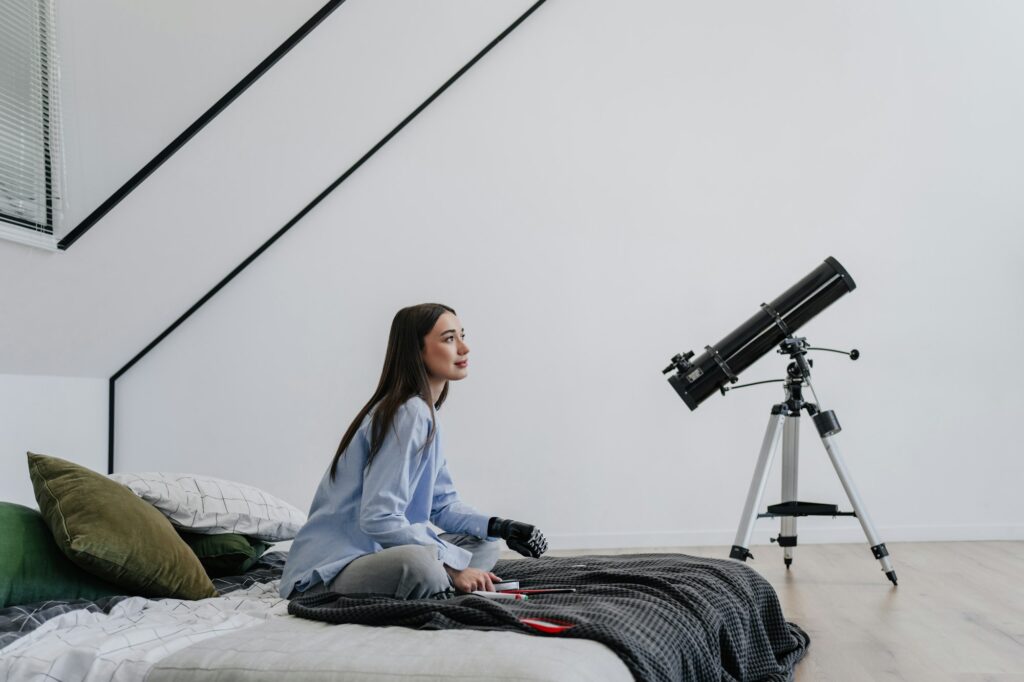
left=519, top=617, right=575, bottom=634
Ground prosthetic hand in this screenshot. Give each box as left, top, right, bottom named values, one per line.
left=488, top=517, right=548, bottom=558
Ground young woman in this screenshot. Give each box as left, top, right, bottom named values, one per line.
left=280, top=303, right=547, bottom=600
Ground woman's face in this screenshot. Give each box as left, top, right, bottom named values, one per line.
left=421, top=311, right=470, bottom=381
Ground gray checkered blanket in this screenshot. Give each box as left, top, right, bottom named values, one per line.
left=288, top=553, right=809, bottom=682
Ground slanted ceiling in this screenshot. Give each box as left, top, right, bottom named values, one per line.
left=0, top=0, right=535, bottom=377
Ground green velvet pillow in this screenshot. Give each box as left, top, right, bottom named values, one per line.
left=27, top=452, right=217, bottom=600
left=0, top=502, right=123, bottom=608
left=178, top=532, right=271, bottom=578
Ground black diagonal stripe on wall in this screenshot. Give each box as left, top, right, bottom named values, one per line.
left=108, top=0, right=549, bottom=473
left=58, top=0, right=349, bottom=250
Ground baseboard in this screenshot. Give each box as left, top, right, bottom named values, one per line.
left=546, top=523, right=1024, bottom=551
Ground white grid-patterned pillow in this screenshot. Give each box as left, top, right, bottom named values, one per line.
left=110, top=472, right=306, bottom=542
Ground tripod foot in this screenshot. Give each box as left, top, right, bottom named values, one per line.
left=730, top=545, right=753, bottom=562
left=886, top=570, right=898, bottom=587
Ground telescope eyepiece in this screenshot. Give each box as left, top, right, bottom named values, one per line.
left=663, top=350, right=696, bottom=375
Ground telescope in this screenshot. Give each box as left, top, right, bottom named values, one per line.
left=662, top=256, right=898, bottom=586
left=663, top=257, right=856, bottom=410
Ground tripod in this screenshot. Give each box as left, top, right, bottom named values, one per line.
left=728, top=337, right=897, bottom=586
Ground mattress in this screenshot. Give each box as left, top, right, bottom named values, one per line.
left=147, top=616, right=631, bottom=682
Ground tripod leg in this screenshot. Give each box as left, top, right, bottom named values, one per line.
left=731, top=411, right=786, bottom=562
left=779, top=416, right=799, bottom=569
left=819, top=430, right=898, bottom=586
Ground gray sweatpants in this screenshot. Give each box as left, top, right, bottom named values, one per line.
left=302, top=533, right=501, bottom=600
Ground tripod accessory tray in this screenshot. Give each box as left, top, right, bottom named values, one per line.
left=762, top=501, right=856, bottom=518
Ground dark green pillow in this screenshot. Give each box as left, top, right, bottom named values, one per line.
left=0, top=502, right=123, bottom=608
left=27, top=452, right=217, bottom=600
left=178, top=532, right=271, bottom=578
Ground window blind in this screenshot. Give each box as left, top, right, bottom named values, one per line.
left=0, top=0, right=64, bottom=249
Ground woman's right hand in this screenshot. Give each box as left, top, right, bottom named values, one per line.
left=445, top=566, right=500, bottom=593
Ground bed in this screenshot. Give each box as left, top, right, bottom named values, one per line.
left=3, top=455, right=807, bottom=680
left=0, top=551, right=808, bottom=682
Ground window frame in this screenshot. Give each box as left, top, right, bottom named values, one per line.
left=0, top=0, right=61, bottom=251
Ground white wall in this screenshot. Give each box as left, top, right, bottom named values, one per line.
left=0, top=0, right=534, bottom=377
left=7, top=1, right=1024, bottom=551
left=113, top=0, right=1024, bottom=550
left=0, top=375, right=107, bottom=507
left=55, top=0, right=324, bottom=230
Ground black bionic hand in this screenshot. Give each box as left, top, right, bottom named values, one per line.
left=488, top=517, right=548, bottom=558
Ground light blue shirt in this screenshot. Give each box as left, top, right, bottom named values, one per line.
left=279, top=396, right=494, bottom=598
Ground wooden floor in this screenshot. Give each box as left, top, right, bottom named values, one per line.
left=530, top=541, right=1024, bottom=682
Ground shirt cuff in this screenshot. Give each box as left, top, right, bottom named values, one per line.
left=439, top=541, right=473, bottom=570
left=466, top=512, right=494, bottom=540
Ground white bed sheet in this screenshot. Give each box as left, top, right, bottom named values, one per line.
left=0, top=581, right=286, bottom=682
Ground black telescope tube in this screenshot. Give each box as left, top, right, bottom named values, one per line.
left=668, top=257, right=855, bottom=410
left=725, top=277, right=853, bottom=375
left=712, top=263, right=842, bottom=360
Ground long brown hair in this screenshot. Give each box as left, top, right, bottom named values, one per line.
left=329, top=303, right=455, bottom=481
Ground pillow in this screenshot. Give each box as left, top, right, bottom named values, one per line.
left=27, top=452, right=218, bottom=600
left=178, top=531, right=271, bottom=578
left=0, top=502, right=123, bottom=608
left=109, top=472, right=305, bottom=542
